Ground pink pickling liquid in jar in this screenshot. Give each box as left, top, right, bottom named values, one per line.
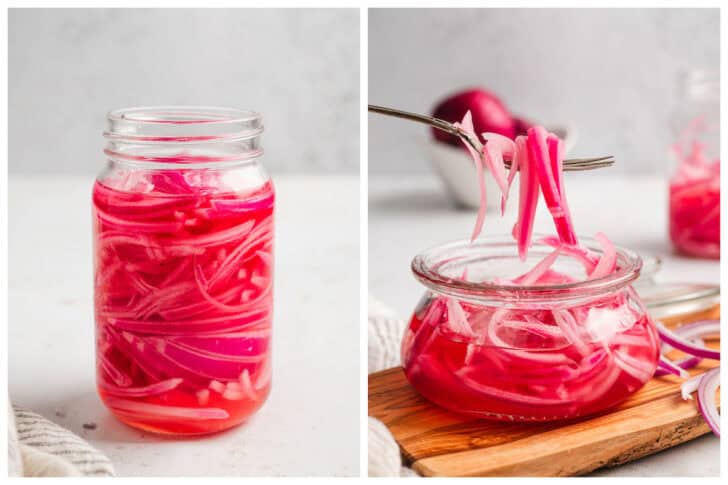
left=402, top=237, right=660, bottom=421
left=93, top=107, right=274, bottom=435
left=669, top=158, right=719, bottom=259
left=668, top=69, right=720, bottom=259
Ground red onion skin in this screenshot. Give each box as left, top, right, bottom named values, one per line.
left=431, top=88, right=517, bottom=146
left=654, top=355, right=702, bottom=377
left=657, top=320, right=720, bottom=436
left=656, top=322, right=720, bottom=360
left=654, top=321, right=718, bottom=377
left=696, top=368, right=721, bottom=437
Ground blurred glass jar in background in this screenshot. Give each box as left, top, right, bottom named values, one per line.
left=668, top=69, right=720, bottom=259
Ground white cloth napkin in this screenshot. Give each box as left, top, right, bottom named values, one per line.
left=7, top=402, right=114, bottom=477
left=368, top=296, right=406, bottom=374
left=367, top=295, right=419, bottom=477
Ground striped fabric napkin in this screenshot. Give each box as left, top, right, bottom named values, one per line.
left=8, top=403, right=114, bottom=477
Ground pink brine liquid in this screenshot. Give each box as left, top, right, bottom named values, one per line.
left=93, top=172, right=274, bottom=435
left=402, top=292, right=660, bottom=421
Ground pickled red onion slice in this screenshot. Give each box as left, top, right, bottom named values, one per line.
left=512, top=247, right=561, bottom=285
left=501, top=135, right=524, bottom=214
left=537, top=236, right=598, bottom=274
left=104, top=397, right=230, bottom=421
left=515, top=136, right=540, bottom=260
left=100, top=378, right=183, bottom=398
left=455, top=112, right=489, bottom=241
left=527, top=126, right=574, bottom=244
left=446, top=298, right=474, bottom=336
left=589, top=232, right=617, bottom=279
left=656, top=355, right=690, bottom=379
left=481, top=138, right=509, bottom=197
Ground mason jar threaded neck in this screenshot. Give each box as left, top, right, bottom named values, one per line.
left=103, top=106, right=263, bottom=167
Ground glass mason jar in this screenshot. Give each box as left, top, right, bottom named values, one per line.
left=92, top=107, right=274, bottom=435
left=668, top=69, right=720, bottom=258
left=401, top=236, right=660, bottom=422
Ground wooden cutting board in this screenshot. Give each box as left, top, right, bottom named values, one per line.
left=368, top=305, right=720, bottom=477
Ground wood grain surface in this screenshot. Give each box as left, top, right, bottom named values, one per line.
left=368, top=305, right=720, bottom=477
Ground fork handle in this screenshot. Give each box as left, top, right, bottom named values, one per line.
left=368, top=104, right=481, bottom=153
left=368, top=104, right=456, bottom=134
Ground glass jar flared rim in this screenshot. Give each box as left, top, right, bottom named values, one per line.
left=411, top=234, right=643, bottom=304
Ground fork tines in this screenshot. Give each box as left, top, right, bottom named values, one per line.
left=504, top=155, right=614, bottom=171
left=563, top=156, right=615, bottom=171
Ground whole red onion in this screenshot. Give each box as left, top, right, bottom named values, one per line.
left=431, top=88, right=517, bottom=146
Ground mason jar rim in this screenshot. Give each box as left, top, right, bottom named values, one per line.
left=411, top=234, right=643, bottom=304
left=104, top=106, right=263, bottom=143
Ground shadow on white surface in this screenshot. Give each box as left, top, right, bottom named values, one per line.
left=17, top=387, right=270, bottom=445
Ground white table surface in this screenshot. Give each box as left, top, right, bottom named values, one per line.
left=369, top=173, right=720, bottom=477
left=9, top=174, right=360, bottom=477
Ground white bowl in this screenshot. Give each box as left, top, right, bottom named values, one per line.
left=427, top=125, right=577, bottom=209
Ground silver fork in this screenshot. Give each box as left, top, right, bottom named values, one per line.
left=369, top=104, right=614, bottom=171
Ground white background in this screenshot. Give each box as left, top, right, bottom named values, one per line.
left=9, top=8, right=360, bottom=174
left=369, top=8, right=719, bottom=175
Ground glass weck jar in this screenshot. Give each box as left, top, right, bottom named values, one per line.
left=668, top=68, right=720, bottom=258
left=401, top=236, right=660, bottom=422
left=93, top=107, right=274, bottom=435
